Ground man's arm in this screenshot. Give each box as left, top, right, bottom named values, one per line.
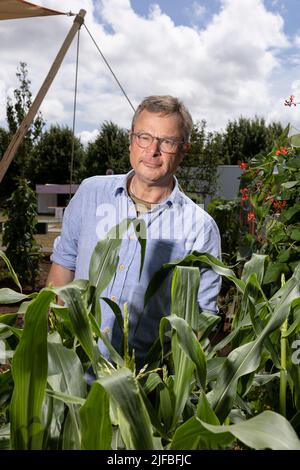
left=46, top=262, right=75, bottom=287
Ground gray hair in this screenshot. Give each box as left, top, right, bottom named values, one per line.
left=131, top=95, right=193, bottom=142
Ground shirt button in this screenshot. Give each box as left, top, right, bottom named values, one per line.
left=119, top=264, right=125, bottom=271
left=129, top=234, right=135, bottom=240
left=111, top=295, right=117, bottom=302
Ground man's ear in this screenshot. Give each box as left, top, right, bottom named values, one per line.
left=178, top=143, right=190, bottom=164
left=183, top=142, right=190, bottom=154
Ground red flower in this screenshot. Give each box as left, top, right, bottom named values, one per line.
left=272, top=200, right=287, bottom=210
left=242, top=195, right=249, bottom=201
left=247, top=212, right=255, bottom=221
left=240, top=187, right=248, bottom=192
left=275, top=146, right=288, bottom=157
left=239, top=162, right=248, bottom=170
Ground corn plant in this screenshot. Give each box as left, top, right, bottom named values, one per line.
left=0, top=223, right=300, bottom=450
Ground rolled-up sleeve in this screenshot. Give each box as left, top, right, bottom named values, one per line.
left=50, top=186, right=83, bottom=271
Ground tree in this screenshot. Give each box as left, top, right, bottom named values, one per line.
left=29, top=125, right=85, bottom=184
left=222, top=116, right=284, bottom=165
left=0, top=127, right=11, bottom=194
left=6, top=62, right=45, bottom=175
left=0, top=62, right=45, bottom=199
left=2, top=178, right=41, bottom=288
left=81, top=121, right=130, bottom=178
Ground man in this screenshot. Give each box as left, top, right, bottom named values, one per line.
left=47, top=95, right=221, bottom=367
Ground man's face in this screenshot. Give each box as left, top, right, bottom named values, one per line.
left=129, top=110, right=189, bottom=186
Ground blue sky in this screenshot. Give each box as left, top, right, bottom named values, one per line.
left=1, top=0, right=300, bottom=144
left=131, top=0, right=299, bottom=36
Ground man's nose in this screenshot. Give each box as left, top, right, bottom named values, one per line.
left=148, top=137, right=161, bottom=155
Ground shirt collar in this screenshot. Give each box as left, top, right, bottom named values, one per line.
left=113, top=170, right=180, bottom=207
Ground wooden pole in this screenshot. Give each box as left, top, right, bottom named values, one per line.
left=0, top=9, right=86, bottom=183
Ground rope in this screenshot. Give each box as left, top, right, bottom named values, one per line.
left=69, top=28, right=80, bottom=201
left=83, top=23, right=136, bottom=112
left=68, top=21, right=135, bottom=203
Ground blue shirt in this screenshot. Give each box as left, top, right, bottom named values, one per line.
left=51, top=170, right=221, bottom=364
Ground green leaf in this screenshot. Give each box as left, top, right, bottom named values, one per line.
left=80, top=382, right=112, bottom=450
left=55, top=285, right=101, bottom=371
left=160, top=314, right=207, bottom=429
left=206, top=357, right=227, bottom=382
left=286, top=159, right=300, bottom=169
left=277, top=249, right=291, bottom=263
left=0, top=250, right=22, bottom=291
left=289, top=132, right=300, bottom=148
left=98, top=368, right=158, bottom=450
left=89, top=219, right=132, bottom=292
left=170, top=416, right=233, bottom=450
left=290, top=229, right=300, bottom=241
left=145, top=252, right=244, bottom=307
left=101, top=297, right=124, bottom=334
left=46, top=332, right=87, bottom=449
left=282, top=204, right=300, bottom=222
left=45, top=389, right=85, bottom=406
left=263, top=262, right=289, bottom=284
left=10, top=289, right=55, bottom=449
left=0, top=313, right=18, bottom=326
left=88, top=220, right=136, bottom=326
left=160, top=315, right=207, bottom=390
left=201, top=411, right=300, bottom=450
left=88, top=312, right=124, bottom=367
left=0, top=288, right=29, bottom=304
left=171, top=266, right=200, bottom=331
left=281, top=181, right=299, bottom=189
left=241, top=253, right=268, bottom=285
left=210, top=263, right=300, bottom=422
left=197, top=390, right=220, bottom=425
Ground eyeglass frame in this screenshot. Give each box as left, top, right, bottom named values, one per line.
left=130, top=131, right=186, bottom=154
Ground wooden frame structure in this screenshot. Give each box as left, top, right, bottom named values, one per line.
left=0, top=3, right=86, bottom=182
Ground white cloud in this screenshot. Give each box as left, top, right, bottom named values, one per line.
left=294, top=35, right=300, bottom=47
left=77, top=128, right=98, bottom=146
left=0, top=0, right=293, bottom=143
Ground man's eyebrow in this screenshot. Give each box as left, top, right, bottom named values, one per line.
left=133, top=130, right=182, bottom=140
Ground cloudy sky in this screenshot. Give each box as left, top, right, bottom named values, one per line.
left=0, top=0, right=300, bottom=144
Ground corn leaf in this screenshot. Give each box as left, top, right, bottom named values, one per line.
left=0, top=288, right=29, bottom=304
left=55, top=285, right=101, bottom=372
left=98, top=368, right=158, bottom=450
left=80, top=381, right=112, bottom=450
left=10, top=289, right=55, bottom=449
left=200, top=410, right=300, bottom=450
left=160, top=315, right=207, bottom=390
left=46, top=332, right=87, bottom=449
left=0, top=250, right=22, bottom=291
left=210, top=263, right=300, bottom=422
left=145, top=252, right=244, bottom=307
left=170, top=415, right=233, bottom=450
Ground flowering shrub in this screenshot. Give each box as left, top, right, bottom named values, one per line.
left=238, top=125, right=300, bottom=287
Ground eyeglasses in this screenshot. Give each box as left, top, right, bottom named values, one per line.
left=131, top=132, right=184, bottom=153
